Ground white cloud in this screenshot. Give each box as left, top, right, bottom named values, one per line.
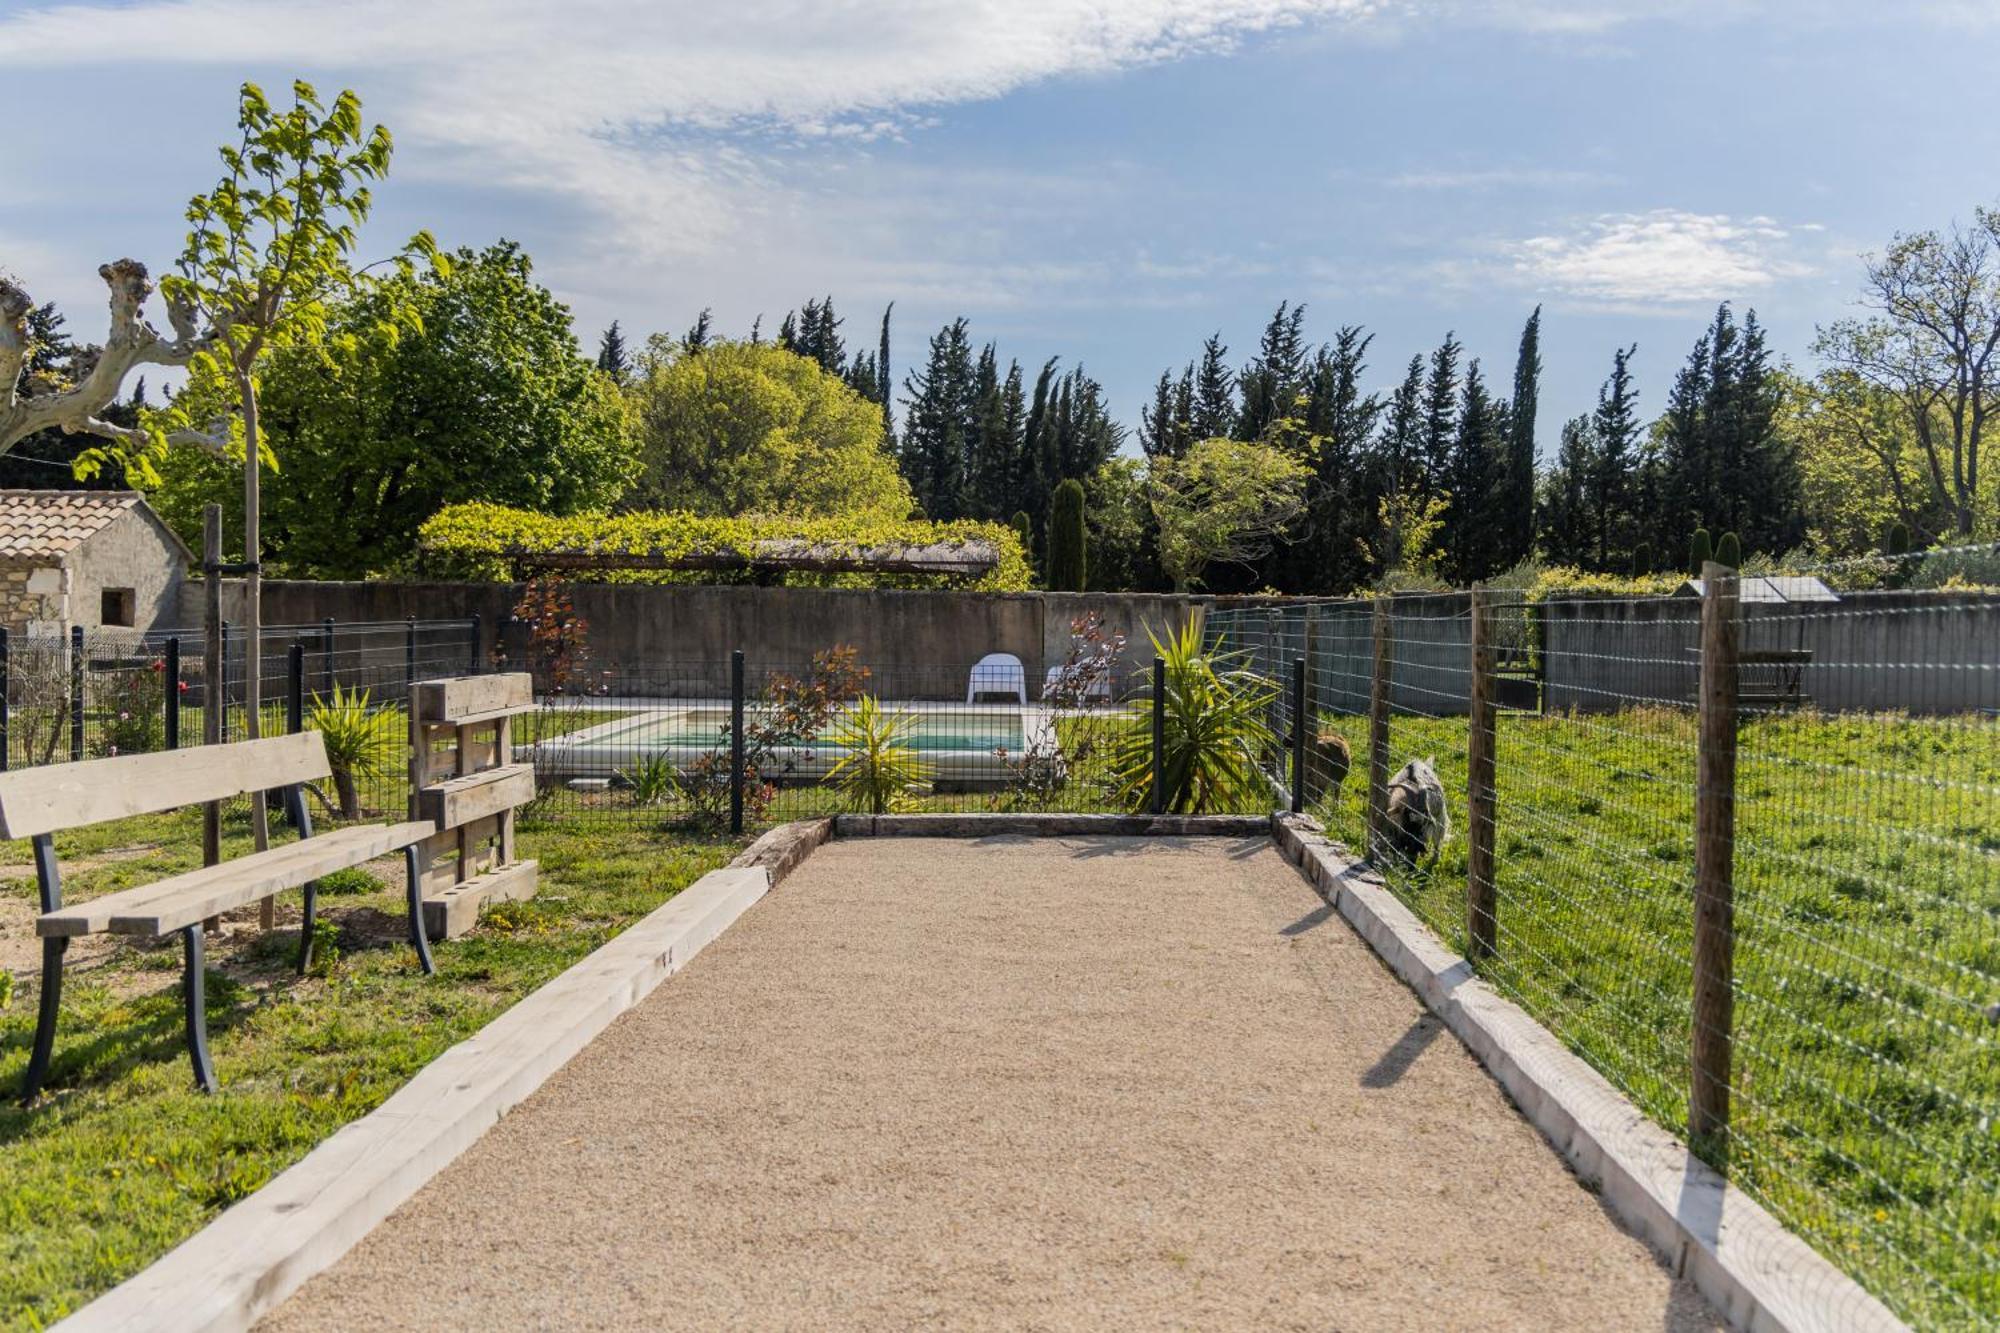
left=1506, top=209, right=1815, bottom=307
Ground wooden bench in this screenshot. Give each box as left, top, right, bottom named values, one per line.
left=1, top=732, right=436, bottom=1099
left=409, top=673, right=540, bottom=939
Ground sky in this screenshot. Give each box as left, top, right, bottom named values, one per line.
left=2, top=0, right=1995, bottom=457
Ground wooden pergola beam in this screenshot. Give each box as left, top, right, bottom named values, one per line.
left=500, top=539, right=1000, bottom=579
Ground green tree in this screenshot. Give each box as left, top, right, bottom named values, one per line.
left=1047, top=478, right=1087, bottom=591
left=150, top=241, right=631, bottom=577
left=1236, top=301, right=1309, bottom=441
left=1653, top=305, right=1798, bottom=557
left=1774, top=367, right=1932, bottom=555
left=1688, top=528, right=1713, bottom=575
left=1536, top=415, right=1597, bottom=568
left=1084, top=457, right=1162, bottom=592
left=1149, top=438, right=1310, bottom=592
left=597, top=320, right=630, bottom=383
left=1009, top=509, right=1035, bottom=568
left=900, top=318, right=975, bottom=518
left=1444, top=358, right=1507, bottom=581
left=1816, top=207, right=2000, bottom=539
left=1499, top=306, right=1541, bottom=569
left=102, top=80, right=437, bottom=812
left=1418, top=333, right=1462, bottom=500
left=1191, top=333, right=1235, bottom=441
left=1713, top=531, right=1741, bottom=569
left=1591, top=344, right=1642, bottom=570
left=625, top=338, right=909, bottom=519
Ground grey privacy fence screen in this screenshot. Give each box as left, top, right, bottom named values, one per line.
left=1207, top=576, right=1998, bottom=1328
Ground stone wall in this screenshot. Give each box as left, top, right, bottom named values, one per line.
left=0, top=558, right=66, bottom=636
left=190, top=579, right=1220, bottom=698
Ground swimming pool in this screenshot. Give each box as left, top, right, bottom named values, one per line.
left=525, top=701, right=1037, bottom=786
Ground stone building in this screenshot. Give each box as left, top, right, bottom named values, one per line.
left=0, top=491, right=192, bottom=639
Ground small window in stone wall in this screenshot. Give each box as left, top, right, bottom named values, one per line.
left=101, top=587, right=136, bottom=628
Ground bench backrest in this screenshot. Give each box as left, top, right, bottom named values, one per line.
left=0, top=732, right=333, bottom=839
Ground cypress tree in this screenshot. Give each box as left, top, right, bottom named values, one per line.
left=1688, top=528, right=1713, bottom=575
left=1591, top=345, right=1641, bottom=571
left=878, top=303, right=895, bottom=451
left=1500, top=306, right=1541, bottom=569
left=1236, top=301, right=1309, bottom=442
left=1631, top=541, right=1654, bottom=576
left=682, top=309, right=711, bottom=354
left=1537, top=415, right=1598, bottom=567
left=1713, top=531, right=1741, bottom=569
left=1048, top=479, right=1087, bottom=591
left=1886, top=521, right=1911, bottom=556
left=899, top=319, right=975, bottom=519
left=1011, top=510, right=1035, bottom=565
left=1290, top=326, right=1382, bottom=594
left=1191, top=333, right=1234, bottom=440
left=1418, top=333, right=1462, bottom=500
left=1445, top=359, right=1506, bottom=582
left=595, top=321, right=629, bottom=384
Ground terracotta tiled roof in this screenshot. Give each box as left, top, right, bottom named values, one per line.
left=0, top=490, right=150, bottom=560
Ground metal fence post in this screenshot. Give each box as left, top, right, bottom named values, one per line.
left=1290, top=657, right=1307, bottom=815
left=1692, top=562, right=1741, bottom=1154
left=1150, top=654, right=1166, bottom=816
left=287, top=641, right=305, bottom=735
left=1467, top=588, right=1498, bottom=963
left=1367, top=597, right=1394, bottom=857
left=218, top=620, right=231, bottom=743
left=165, top=635, right=181, bottom=751
left=68, top=624, right=84, bottom=762
left=321, top=616, right=336, bottom=696
left=202, top=504, right=223, bottom=871
left=405, top=616, right=418, bottom=700
left=729, top=649, right=746, bottom=836
left=0, top=625, right=11, bottom=772
left=468, top=613, right=482, bottom=674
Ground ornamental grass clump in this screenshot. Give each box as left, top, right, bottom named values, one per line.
left=306, top=683, right=404, bottom=818
left=1111, top=619, right=1277, bottom=815
left=824, top=695, right=933, bottom=814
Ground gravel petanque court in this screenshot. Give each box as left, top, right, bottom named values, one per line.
left=264, top=835, right=1720, bottom=1331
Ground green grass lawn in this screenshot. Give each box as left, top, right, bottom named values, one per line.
left=1307, top=705, right=1998, bottom=1327
left=0, top=808, right=735, bottom=1330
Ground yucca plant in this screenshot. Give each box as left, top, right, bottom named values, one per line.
left=306, top=683, right=404, bottom=818
left=617, top=752, right=678, bottom=807
left=824, top=695, right=933, bottom=814
left=1111, top=618, right=1278, bottom=814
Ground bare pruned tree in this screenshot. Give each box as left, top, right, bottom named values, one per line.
left=1817, top=205, right=2000, bottom=539
left=0, top=260, right=226, bottom=456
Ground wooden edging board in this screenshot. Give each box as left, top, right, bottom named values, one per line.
left=60, top=810, right=1903, bottom=1333
left=1267, top=813, right=1907, bottom=1333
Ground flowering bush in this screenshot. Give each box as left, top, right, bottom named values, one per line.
left=92, top=658, right=170, bottom=757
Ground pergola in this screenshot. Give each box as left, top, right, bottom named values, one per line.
left=496, top=537, right=1004, bottom=581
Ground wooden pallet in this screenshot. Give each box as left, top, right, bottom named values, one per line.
left=410, top=673, right=540, bottom=940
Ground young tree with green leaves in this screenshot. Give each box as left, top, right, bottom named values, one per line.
left=147, top=241, right=632, bottom=576
left=72, top=82, right=438, bottom=853
left=1500, top=306, right=1541, bottom=569
left=625, top=338, right=909, bottom=519
left=1148, top=438, right=1309, bottom=592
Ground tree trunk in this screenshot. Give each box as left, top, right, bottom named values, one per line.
left=334, top=768, right=360, bottom=820
left=240, top=372, right=272, bottom=928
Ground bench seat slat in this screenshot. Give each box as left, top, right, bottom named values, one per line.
left=38, top=821, right=435, bottom=938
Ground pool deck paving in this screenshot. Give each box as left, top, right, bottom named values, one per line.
left=263, top=835, right=1720, bottom=1330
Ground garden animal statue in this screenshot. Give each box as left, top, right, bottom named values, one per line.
left=1303, top=726, right=1351, bottom=806
left=1375, top=757, right=1450, bottom=869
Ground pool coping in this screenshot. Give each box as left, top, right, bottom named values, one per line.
left=56, top=812, right=1905, bottom=1333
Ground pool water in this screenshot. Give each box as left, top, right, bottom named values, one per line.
left=586, top=705, right=1026, bottom=754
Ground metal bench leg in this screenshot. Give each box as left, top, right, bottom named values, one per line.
left=404, top=844, right=435, bottom=976
left=21, top=936, right=66, bottom=1102
left=182, top=925, right=218, bottom=1094
left=297, top=879, right=319, bottom=976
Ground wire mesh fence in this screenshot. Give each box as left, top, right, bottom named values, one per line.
left=1208, top=582, right=1999, bottom=1328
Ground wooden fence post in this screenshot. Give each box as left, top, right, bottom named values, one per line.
left=1466, top=587, right=1498, bottom=962
left=201, top=505, right=223, bottom=873
left=1692, top=561, right=1741, bottom=1152
left=1367, top=597, right=1393, bottom=857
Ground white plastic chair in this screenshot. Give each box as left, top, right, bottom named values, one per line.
left=967, top=653, right=1028, bottom=704
left=1043, top=665, right=1112, bottom=702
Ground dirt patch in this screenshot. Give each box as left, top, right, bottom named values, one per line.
left=266, top=835, right=1720, bottom=1331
